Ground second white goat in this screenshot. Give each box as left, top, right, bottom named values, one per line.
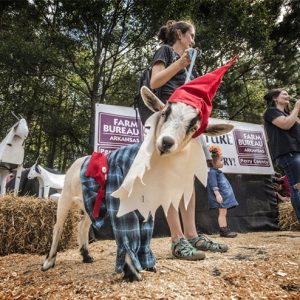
left=27, top=160, right=65, bottom=199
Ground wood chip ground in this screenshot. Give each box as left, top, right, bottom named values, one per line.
left=0, top=231, right=299, bottom=299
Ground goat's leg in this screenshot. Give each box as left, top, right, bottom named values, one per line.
left=122, top=214, right=155, bottom=281
left=41, top=194, right=72, bottom=271
left=37, top=178, right=43, bottom=198
left=13, top=165, right=22, bottom=197
left=123, top=252, right=142, bottom=282
left=106, top=157, right=145, bottom=282
left=38, top=187, right=43, bottom=198
left=43, top=185, right=50, bottom=199
left=108, top=198, right=143, bottom=282
left=0, top=172, right=7, bottom=196
left=0, top=180, right=5, bottom=196
left=78, top=212, right=93, bottom=263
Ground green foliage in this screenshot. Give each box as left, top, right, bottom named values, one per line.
left=0, top=0, right=298, bottom=170
left=186, top=0, right=300, bottom=123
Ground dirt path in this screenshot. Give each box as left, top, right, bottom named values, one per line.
left=0, top=231, right=299, bottom=299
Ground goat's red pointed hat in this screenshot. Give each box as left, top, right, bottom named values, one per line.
left=168, top=56, right=237, bottom=137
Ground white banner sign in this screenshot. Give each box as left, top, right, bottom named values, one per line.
left=94, top=104, right=143, bottom=155
left=95, top=104, right=274, bottom=175
left=202, top=118, right=274, bottom=174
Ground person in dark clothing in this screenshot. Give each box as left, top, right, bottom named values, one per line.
left=139, top=20, right=228, bottom=261
left=138, top=21, right=197, bottom=123
left=264, top=89, right=300, bottom=222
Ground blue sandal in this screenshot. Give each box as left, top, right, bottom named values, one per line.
left=171, top=238, right=205, bottom=260
left=188, top=235, right=228, bottom=253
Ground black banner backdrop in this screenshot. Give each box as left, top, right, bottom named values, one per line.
left=94, top=174, right=278, bottom=240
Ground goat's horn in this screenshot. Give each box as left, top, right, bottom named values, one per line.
left=18, top=114, right=24, bottom=119
left=11, top=111, right=20, bottom=120
left=35, top=155, right=40, bottom=165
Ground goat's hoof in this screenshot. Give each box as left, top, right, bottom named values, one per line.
left=144, top=266, right=157, bottom=273
left=123, top=263, right=142, bottom=282
left=122, top=272, right=142, bottom=282
left=83, top=255, right=94, bottom=263
left=41, top=260, right=55, bottom=272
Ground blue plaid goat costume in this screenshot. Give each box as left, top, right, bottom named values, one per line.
left=80, top=143, right=155, bottom=273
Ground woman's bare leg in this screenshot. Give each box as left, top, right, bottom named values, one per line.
left=180, top=189, right=198, bottom=240
left=218, top=208, right=227, bottom=228
left=166, top=204, right=184, bottom=242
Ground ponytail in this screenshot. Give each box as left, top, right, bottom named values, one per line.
left=157, top=19, right=194, bottom=45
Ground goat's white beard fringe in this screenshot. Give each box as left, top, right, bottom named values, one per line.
left=112, top=112, right=208, bottom=220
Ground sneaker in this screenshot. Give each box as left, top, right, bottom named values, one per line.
left=219, top=227, right=237, bottom=238
left=171, top=238, right=205, bottom=260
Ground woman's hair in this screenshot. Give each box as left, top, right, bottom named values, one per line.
left=158, top=20, right=194, bottom=45
left=264, top=88, right=290, bottom=113
left=263, top=89, right=282, bottom=108
left=208, top=145, right=222, bottom=162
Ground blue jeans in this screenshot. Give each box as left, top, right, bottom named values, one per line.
left=276, top=152, right=300, bottom=222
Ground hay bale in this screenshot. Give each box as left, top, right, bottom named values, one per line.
left=0, top=195, right=81, bottom=256
left=278, top=201, right=300, bottom=231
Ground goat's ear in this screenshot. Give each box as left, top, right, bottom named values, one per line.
left=141, top=86, right=165, bottom=112
left=203, top=124, right=234, bottom=136
left=35, top=165, right=41, bottom=174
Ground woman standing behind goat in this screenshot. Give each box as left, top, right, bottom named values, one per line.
left=264, top=89, right=300, bottom=222
left=138, top=20, right=228, bottom=261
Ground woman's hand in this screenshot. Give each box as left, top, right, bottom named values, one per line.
left=272, top=99, right=300, bottom=130
left=178, top=49, right=192, bottom=68
left=294, top=99, right=300, bottom=110
left=150, top=49, right=192, bottom=89
left=214, top=190, right=223, bottom=204
left=294, top=100, right=300, bottom=124
left=216, top=194, right=223, bottom=204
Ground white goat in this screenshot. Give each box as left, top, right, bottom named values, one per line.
left=0, top=117, right=28, bottom=196
left=41, top=86, right=233, bottom=281
left=27, top=159, right=65, bottom=199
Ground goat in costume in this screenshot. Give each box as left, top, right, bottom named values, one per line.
left=42, top=57, right=236, bottom=282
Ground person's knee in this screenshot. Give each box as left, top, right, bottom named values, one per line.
left=293, top=183, right=300, bottom=190
left=219, top=208, right=227, bottom=216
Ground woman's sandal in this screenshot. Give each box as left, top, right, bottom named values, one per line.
left=188, top=235, right=228, bottom=253
left=171, top=238, right=205, bottom=260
